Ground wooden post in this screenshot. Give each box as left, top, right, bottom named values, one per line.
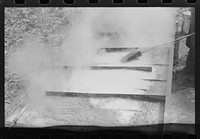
left=163, top=45, right=174, bottom=125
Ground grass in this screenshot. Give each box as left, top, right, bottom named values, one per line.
left=4, top=8, right=72, bottom=105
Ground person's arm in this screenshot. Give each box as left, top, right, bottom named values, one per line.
left=182, top=10, right=191, bottom=35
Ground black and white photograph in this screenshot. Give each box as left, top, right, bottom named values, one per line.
left=4, top=7, right=195, bottom=130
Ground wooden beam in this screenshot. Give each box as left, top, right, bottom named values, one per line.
left=9, top=104, right=29, bottom=127
left=120, top=51, right=142, bottom=63
left=45, top=91, right=165, bottom=103
left=164, top=45, right=174, bottom=124
left=90, top=65, right=152, bottom=72
left=63, top=65, right=153, bottom=72
left=94, top=47, right=170, bottom=65
left=142, top=79, right=167, bottom=82
left=99, top=47, right=139, bottom=53
left=5, top=93, right=27, bottom=119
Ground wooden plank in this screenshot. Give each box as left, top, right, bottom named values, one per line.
left=93, top=47, right=170, bottom=65
left=90, top=65, right=152, bottom=72
left=63, top=65, right=152, bottom=72
left=120, top=51, right=142, bottom=63
left=145, top=47, right=171, bottom=124
left=166, top=46, right=174, bottom=97
left=92, top=65, right=168, bottom=80
left=46, top=80, right=167, bottom=96
left=5, top=92, right=27, bottom=119
left=46, top=91, right=165, bottom=102
left=158, top=98, right=166, bottom=124
left=99, top=47, right=139, bottom=53
left=71, top=67, right=163, bottom=81
left=9, top=104, right=29, bottom=127
left=164, top=45, right=174, bottom=124
left=60, top=64, right=168, bottom=80
left=5, top=121, right=34, bottom=127
left=89, top=64, right=168, bottom=80
left=65, top=69, right=168, bottom=95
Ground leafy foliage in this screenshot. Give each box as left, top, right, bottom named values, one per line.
left=5, top=8, right=72, bottom=104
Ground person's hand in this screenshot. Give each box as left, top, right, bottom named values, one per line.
left=182, top=11, right=191, bottom=35
left=182, top=19, right=190, bottom=35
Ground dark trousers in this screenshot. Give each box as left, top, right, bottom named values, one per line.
left=185, top=34, right=195, bottom=74
left=185, top=8, right=195, bottom=74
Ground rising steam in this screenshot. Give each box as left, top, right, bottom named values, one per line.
left=6, top=8, right=177, bottom=109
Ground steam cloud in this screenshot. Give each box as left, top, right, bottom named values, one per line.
left=6, top=8, right=177, bottom=108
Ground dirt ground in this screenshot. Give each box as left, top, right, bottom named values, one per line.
left=164, top=72, right=195, bottom=124
left=11, top=95, right=162, bottom=127
left=164, top=39, right=195, bottom=125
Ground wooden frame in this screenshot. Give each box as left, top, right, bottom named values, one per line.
left=5, top=45, right=174, bottom=127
